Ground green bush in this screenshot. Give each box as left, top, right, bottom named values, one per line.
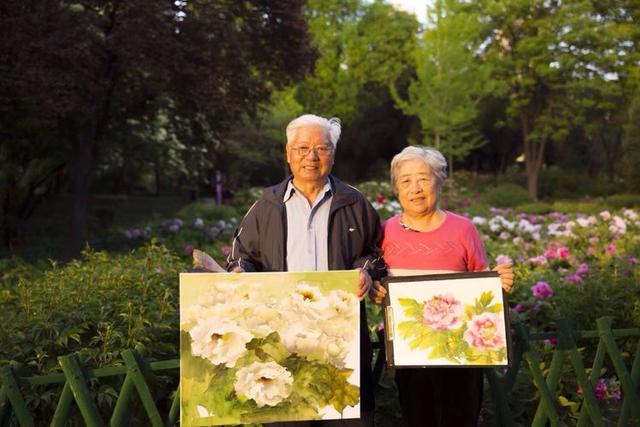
left=0, top=242, right=186, bottom=372
left=483, top=183, right=531, bottom=208
left=551, top=199, right=607, bottom=214
left=516, top=202, right=553, bottom=215
left=606, top=193, right=640, bottom=209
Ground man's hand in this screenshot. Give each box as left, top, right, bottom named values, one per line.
left=493, top=263, right=514, bottom=293
left=357, top=269, right=372, bottom=301
left=369, top=280, right=387, bottom=304
left=231, top=266, right=245, bottom=273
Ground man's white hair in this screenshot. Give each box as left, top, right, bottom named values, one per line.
left=286, top=114, right=341, bottom=147
left=390, top=146, right=448, bottom=196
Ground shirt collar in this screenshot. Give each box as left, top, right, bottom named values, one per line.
left=283, top=178, right=333, bottom=203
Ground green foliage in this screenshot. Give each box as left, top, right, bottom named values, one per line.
left=483, top=184, right=531, bottom=208
left=0, top=243, right=186, bottom=371
left=391, top=0, right=490, bottom=172
left=516, top=202, right=553, bottom=215
left=606, top=194, right=640, bottom=209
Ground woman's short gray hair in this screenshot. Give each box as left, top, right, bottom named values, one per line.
left=390, top=146, right=448, bottom=195
left=286, top=114, right=341, bottom=147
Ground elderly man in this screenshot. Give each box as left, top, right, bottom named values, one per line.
left=226, top=114, right=385, bottom=426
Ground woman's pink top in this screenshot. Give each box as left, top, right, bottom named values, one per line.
left=381, top=212, right=488, bottom=272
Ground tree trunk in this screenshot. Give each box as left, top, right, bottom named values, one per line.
left=61, top=124, right=95, bottom=261
left=521, top=109, right=546, bottom=201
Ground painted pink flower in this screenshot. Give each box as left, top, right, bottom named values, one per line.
left=463, top=312, right=505, bottom=351
left=606, top=243, right=617, bottom=255
left=531, top=281, right=553, bottom=299
left=422, top=293, right=463, bottom=331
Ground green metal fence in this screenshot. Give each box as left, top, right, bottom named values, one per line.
left=1, top=316, right=639, bottom=426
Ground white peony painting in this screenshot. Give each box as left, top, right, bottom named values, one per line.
left=179, top=271, right=361, bottom=426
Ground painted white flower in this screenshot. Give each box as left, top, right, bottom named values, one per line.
left=288, top=283, right=328, bottom=319
left=325, top=289, right=359, bottom=319
left=234, top=361, right=293, bottom=407
left=318, top=335, right=350, bottom=368
left=196, top=404, right=213, bottom=417
left=189, top=318, right=252, bottom=368
left=180, top=304, right=217, bottom=332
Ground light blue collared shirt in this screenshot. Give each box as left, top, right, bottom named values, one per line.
left=284, top=179, right=333, bottom=272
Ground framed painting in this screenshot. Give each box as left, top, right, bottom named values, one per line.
left=179, top=270, right=361, bottom=426
left=382, top=271, right=511, bottom=368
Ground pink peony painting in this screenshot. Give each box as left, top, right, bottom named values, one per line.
left=387, top=273, right=509, bottom=366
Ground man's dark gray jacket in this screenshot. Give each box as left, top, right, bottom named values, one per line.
left=226, top=175, right=386, bottom=279
left=226, top=175, right=386, bottom=411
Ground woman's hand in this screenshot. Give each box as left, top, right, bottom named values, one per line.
left=493, top=262, right=515, bottom=293
left=369, top=280, right=387, bottom=304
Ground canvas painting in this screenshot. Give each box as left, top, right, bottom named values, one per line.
left=179, top=270, right=361, bottom=426
left=383, top=272, right=510, bottom=367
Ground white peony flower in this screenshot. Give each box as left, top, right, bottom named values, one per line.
left=318, top=335, right=350, bottom=368
left=196, top=404, right=213, bottom=417
left=234, top=361, right=293, bottom=407
left=189, top=318, right=252, bottom=368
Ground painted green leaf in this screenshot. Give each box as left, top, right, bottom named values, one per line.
left=246, top=331, right=290, bottom=363
left=398, top=320, right=423, bottom=339
left=398, top=298, right=424, bottom=319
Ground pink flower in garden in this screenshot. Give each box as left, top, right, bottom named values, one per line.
left=589, top=237, right=599, bottom=245
left=587, top=247, right=597, bottom=255
left=499, top=231, right=511, bottom=240
left=576, top=263, right=589, bottom=276
left=207, top=226, right=221, bottom=239
left=529, top=255, right=548, bottom=266
left=544, top=248, right=557, bottom=260
left=599, top=211, right=611, bottom=221
left=514, top=304, right=526, bottom=313
left=544, top=338, right=558, bottom=348
left=222, top=246, right=232, bottom=256
left=606, top=243, right=617, bottom=255
left=557, top=247, right=570, bottom=259
left=496, top=254, right=513, bottom=265
left=422, top=293, right=464, bottom=331
left=184, top=244, right=194, bottom=255
left=564, top=274, right=583, bottom=284
left=628, top=257, right=639, bottom=267
left=377, top=193, right=386, bottom=204
left=531, top=281, right=553, bottom=299
left=594, top=379, right=608, bottom=402
left=463, top=312, right=505, bottom=351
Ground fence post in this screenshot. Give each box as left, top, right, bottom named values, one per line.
left=556, top=319, right=603, bottom=426
left=58, top=354, right=105, bottom=427
left=618, top=339, right=640, bottom=426
left=517, top=323, right=562, bottom=427
left=596, top=317, right=640, bottom=423
left=0, top=364, right=33, bottom=427
left=120, top=349, right=163, bottom=427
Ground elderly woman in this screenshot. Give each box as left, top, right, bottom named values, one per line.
left=371, top=146, right=514, bottom=427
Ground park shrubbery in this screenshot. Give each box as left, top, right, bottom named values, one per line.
left=2, top=183, right=640, bottom=424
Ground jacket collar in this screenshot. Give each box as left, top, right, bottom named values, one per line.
left=264, top=175, right=360, bottom=210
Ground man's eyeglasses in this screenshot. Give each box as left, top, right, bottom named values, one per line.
left=291, top=145, right=334, bottom=157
